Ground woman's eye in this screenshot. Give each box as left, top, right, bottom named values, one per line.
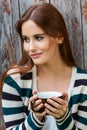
left=35, top=35, right=44, bottom=41
left=22, top=36, right=30, bottom=43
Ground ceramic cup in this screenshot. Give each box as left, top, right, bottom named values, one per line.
left=31, top=91, right=62, bottom=113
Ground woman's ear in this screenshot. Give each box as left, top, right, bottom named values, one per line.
left=56, top=37, right=64, bottom=44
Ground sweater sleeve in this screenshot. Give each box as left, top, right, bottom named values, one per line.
left=56, top=86, right=87, bottom=130
left=56, top=110, right=75, bottom=130
left=2, top=76, right=45, bottom=130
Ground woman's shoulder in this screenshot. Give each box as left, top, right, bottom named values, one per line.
left=7, top=67, right=20, bottom=75
left=4, top=68, right=21, bottom=85
left=4, top=67, right=34, bottom=88
left=3, top=67, right=33, bottom=93
left=6, top=65, right=33, bottom=80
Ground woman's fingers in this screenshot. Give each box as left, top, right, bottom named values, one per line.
left=45, top=107, right=66, bottom=119
left=32, top=91, right=37, bottom=95
left=35, top=110, right=46, bottom=117
left=34, top=101, right=43, bottom=112
left=44, top=93, right=68, bottom=118
left=29, top=91, right=47, bottom=121
left=29, top=95, right=38, bottom=105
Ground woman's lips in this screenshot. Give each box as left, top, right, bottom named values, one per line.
left=30, top=53, right=42, bottom=58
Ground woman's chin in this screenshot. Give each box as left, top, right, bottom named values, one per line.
left=33, top=60, right=45, bottom=66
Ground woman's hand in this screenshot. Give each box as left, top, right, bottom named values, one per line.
left=44, top=92, right=68, bottom=119
left=29, top=91, right=46, bottom=121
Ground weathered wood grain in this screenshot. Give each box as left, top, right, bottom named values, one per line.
left=0, top=1, right=4, bottom=77
left=1, top=0, right=15, bottom=72
left=11, top=0, right=22, bottom=64
left=69, top=0, right=84, bottom=69
left=0, top=0, right=22, bottom=75
left=81, top=0, right=87, bottom=70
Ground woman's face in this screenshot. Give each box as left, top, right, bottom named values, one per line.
left=22, top=20, right=62, bottom=65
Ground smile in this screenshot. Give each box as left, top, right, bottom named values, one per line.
left=30, top=53, right=42, bottom=59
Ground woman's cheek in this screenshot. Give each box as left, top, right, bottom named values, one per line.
left=39, top=42, right=50, bottom=50
left=24, top=44, right=29, bottom=51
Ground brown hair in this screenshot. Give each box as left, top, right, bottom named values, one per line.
left=0, top=3, right=75, bottom=92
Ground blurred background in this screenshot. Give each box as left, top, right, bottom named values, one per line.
left=0, top=0, right=87, bottom=129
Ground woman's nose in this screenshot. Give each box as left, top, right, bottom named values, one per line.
left=29, top=40, right=36, bottom=51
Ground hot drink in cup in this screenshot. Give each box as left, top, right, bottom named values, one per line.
left=31, top=92, right=62, bottom=113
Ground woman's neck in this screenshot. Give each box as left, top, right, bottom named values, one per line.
left=37, top=60, right=71, bottom=79
left=36, top=62, right=73, bottom=92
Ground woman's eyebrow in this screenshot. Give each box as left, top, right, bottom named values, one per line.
left=22, top=33, right=46, bottom=38
left=22, top=35, right=29, bottom=39
left=34, top=33, right=46, bottom=36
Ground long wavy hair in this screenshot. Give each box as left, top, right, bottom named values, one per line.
left=0, top=3, right=75, bottom=92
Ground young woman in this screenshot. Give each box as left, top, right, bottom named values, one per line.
left=1, top=3, right=87, bottom=130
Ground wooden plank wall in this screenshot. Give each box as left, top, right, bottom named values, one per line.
left=0, top=0, right=87, bottom=129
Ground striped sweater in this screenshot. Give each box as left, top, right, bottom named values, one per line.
left=2, top=66, right=87, bottom=130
